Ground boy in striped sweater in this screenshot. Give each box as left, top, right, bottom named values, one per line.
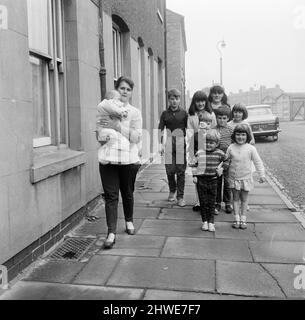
left=192, top=129, right=228, bottom=232
left=214, top=107, right=234, bottom=214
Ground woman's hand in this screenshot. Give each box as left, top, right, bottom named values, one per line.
left=193, top=177, right=198, bottom=184
left=98, top=118, right=121, bottom=132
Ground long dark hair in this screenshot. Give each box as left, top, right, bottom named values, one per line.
left=188, top=91, right=212, bottom=116
left=208, top=85, right=229, bottom=106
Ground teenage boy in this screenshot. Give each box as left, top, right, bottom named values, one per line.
left=214, top=107, right=234, bottom=214
left=159, top=89, right=188, bottom=207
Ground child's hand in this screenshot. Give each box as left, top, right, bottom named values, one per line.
left=216, top=167, right=224, bottom=177
left=259, top=177, right=266, bottom=184
left=159, top=144, right=165, bottom=156
left=193, top=177, right=198, bottom=184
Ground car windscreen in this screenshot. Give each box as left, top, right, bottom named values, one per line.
left=248, top=107, right=272, bottom=117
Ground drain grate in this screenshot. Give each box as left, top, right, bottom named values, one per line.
left=49, top=237, right=95, bottom=261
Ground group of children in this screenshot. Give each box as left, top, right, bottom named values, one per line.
left=159, top=87, right=266, bottom=233
left=96, top=86, right=266, bottom=234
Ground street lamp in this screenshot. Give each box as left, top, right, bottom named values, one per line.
left=216, top=40, right=226, bottom=85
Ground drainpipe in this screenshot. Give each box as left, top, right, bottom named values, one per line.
left=99, top=0, right=107, bottom=100
left=164, top=0, right=168, bottom=109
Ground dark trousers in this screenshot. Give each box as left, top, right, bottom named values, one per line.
left=197, top=176, right=218, bottom=224
left=99, top=163, right=140, bottom=234
left=164, top=140, right=186, bottom=199
left=216, top=169, right=231, bottom=205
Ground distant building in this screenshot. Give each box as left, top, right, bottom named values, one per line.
left=228, top=85, right=283, bottom=106
left=166, top=9, right=187, bottom=108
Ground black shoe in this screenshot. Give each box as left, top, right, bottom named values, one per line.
left=193, top=205, right=200, bottom=212
left=104, top=234, right=116, bottom=249
left=225, top=204, right=233, bottom=214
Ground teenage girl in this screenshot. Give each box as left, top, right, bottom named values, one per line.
left=187, top=91, right=216, bottom=211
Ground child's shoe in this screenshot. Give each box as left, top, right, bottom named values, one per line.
left=177, top=198, right=186, bottom=207
left=232, top=216, right=241, bottom=229
left=168, top=192, right=175, bottom=202
left=208, top=223, right=215, bottom=232
left=225, top=204, right=233, bottom=214
left=214, top=203, right=221, bottom=215
left=193, top=202, right=200, bottom=212
left=240, top=216, right=247, bottom=230
left=201, top=221, right=209, bottom=231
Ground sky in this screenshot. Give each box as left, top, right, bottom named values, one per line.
left=166, top=0, right=305, bottom=95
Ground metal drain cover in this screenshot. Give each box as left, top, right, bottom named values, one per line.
left=49, top=237, right=95, bottom=261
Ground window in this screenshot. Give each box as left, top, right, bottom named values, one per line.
left=112, top=23, right=123, bottom=82
left=27, top=0, right=66, bottom=148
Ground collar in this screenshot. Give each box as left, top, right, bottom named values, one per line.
left=168, top=106, right=181, bottom=113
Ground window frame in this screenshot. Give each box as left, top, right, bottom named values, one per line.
left=112, top=22, right=124, bottom=82
left=27, top=0, right=66, bottom=148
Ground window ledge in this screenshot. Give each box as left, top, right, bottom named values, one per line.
left=30, top=148, right=86, bottom=184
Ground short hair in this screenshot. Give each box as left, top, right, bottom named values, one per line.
left=188, top=90, right=212, bottom=115
left=115, top=76, right=135, bottom=90
left=231, top=124, right=252, bottom=144
left=168, top=88, right=181, bottom=98
left=206, top=129, right=220, bottom=144
left=232, top=103, right=248, bottom=120
left=198, top=111, right=213, bottom=122
left=215, top=106, right=231, bottom=118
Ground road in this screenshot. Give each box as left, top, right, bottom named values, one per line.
left=255, top=120, right=305, bottom=209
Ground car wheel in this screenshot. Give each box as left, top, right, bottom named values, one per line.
left=273, top=134, right=278, bottom=142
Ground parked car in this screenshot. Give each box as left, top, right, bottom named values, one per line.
left=246, top=104, right=281, bottom=141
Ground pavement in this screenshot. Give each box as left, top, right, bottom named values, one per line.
left=1, top=156, right=305, bottom=300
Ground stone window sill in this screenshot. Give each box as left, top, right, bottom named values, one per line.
left=30, top=146, right=86, bottom=184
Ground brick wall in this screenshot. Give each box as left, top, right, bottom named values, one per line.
left=102, top=0, right=165, bottom=62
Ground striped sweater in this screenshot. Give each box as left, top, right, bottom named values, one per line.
left=193, top=148, right=227, bottom=178
left=214, top=125, right=234, bottom=152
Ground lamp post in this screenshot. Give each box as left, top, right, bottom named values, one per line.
left=216, top=40, right=226, bottom=85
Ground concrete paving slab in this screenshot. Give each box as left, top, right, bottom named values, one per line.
left=262, top=263, right=305, bottom=299
left=248, top=194, right=285, bottom=205
left=144, top=289, right=264, bottom=300
left=214, top=222, right=257, bottom=241
left=250, top=241, right=305, bottom=263
left=0, top=281, right=143, bottom=300
left=255, top=223, right=305, bottom=241
left=99, top=248, right=161, bottom=257
left=161, top=237, right=253, bottom=262
left=138, top=220, right=214, bottom=238
left=159, top=208, right=201, bottom=221
left=98, top=235, right=165, bottom=258
left=72, top=218, right=143, bottom=237
left=96, top=206, right=161, bottom=220
left=216, top=261, right=285, bottom=298
left=23, top=260, right=85, bottom=284
left=107, top=257, right=215, bottom=292
left=73, top=255, right=120, bottom=286
left=251, top=188, right=279, bottom=196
